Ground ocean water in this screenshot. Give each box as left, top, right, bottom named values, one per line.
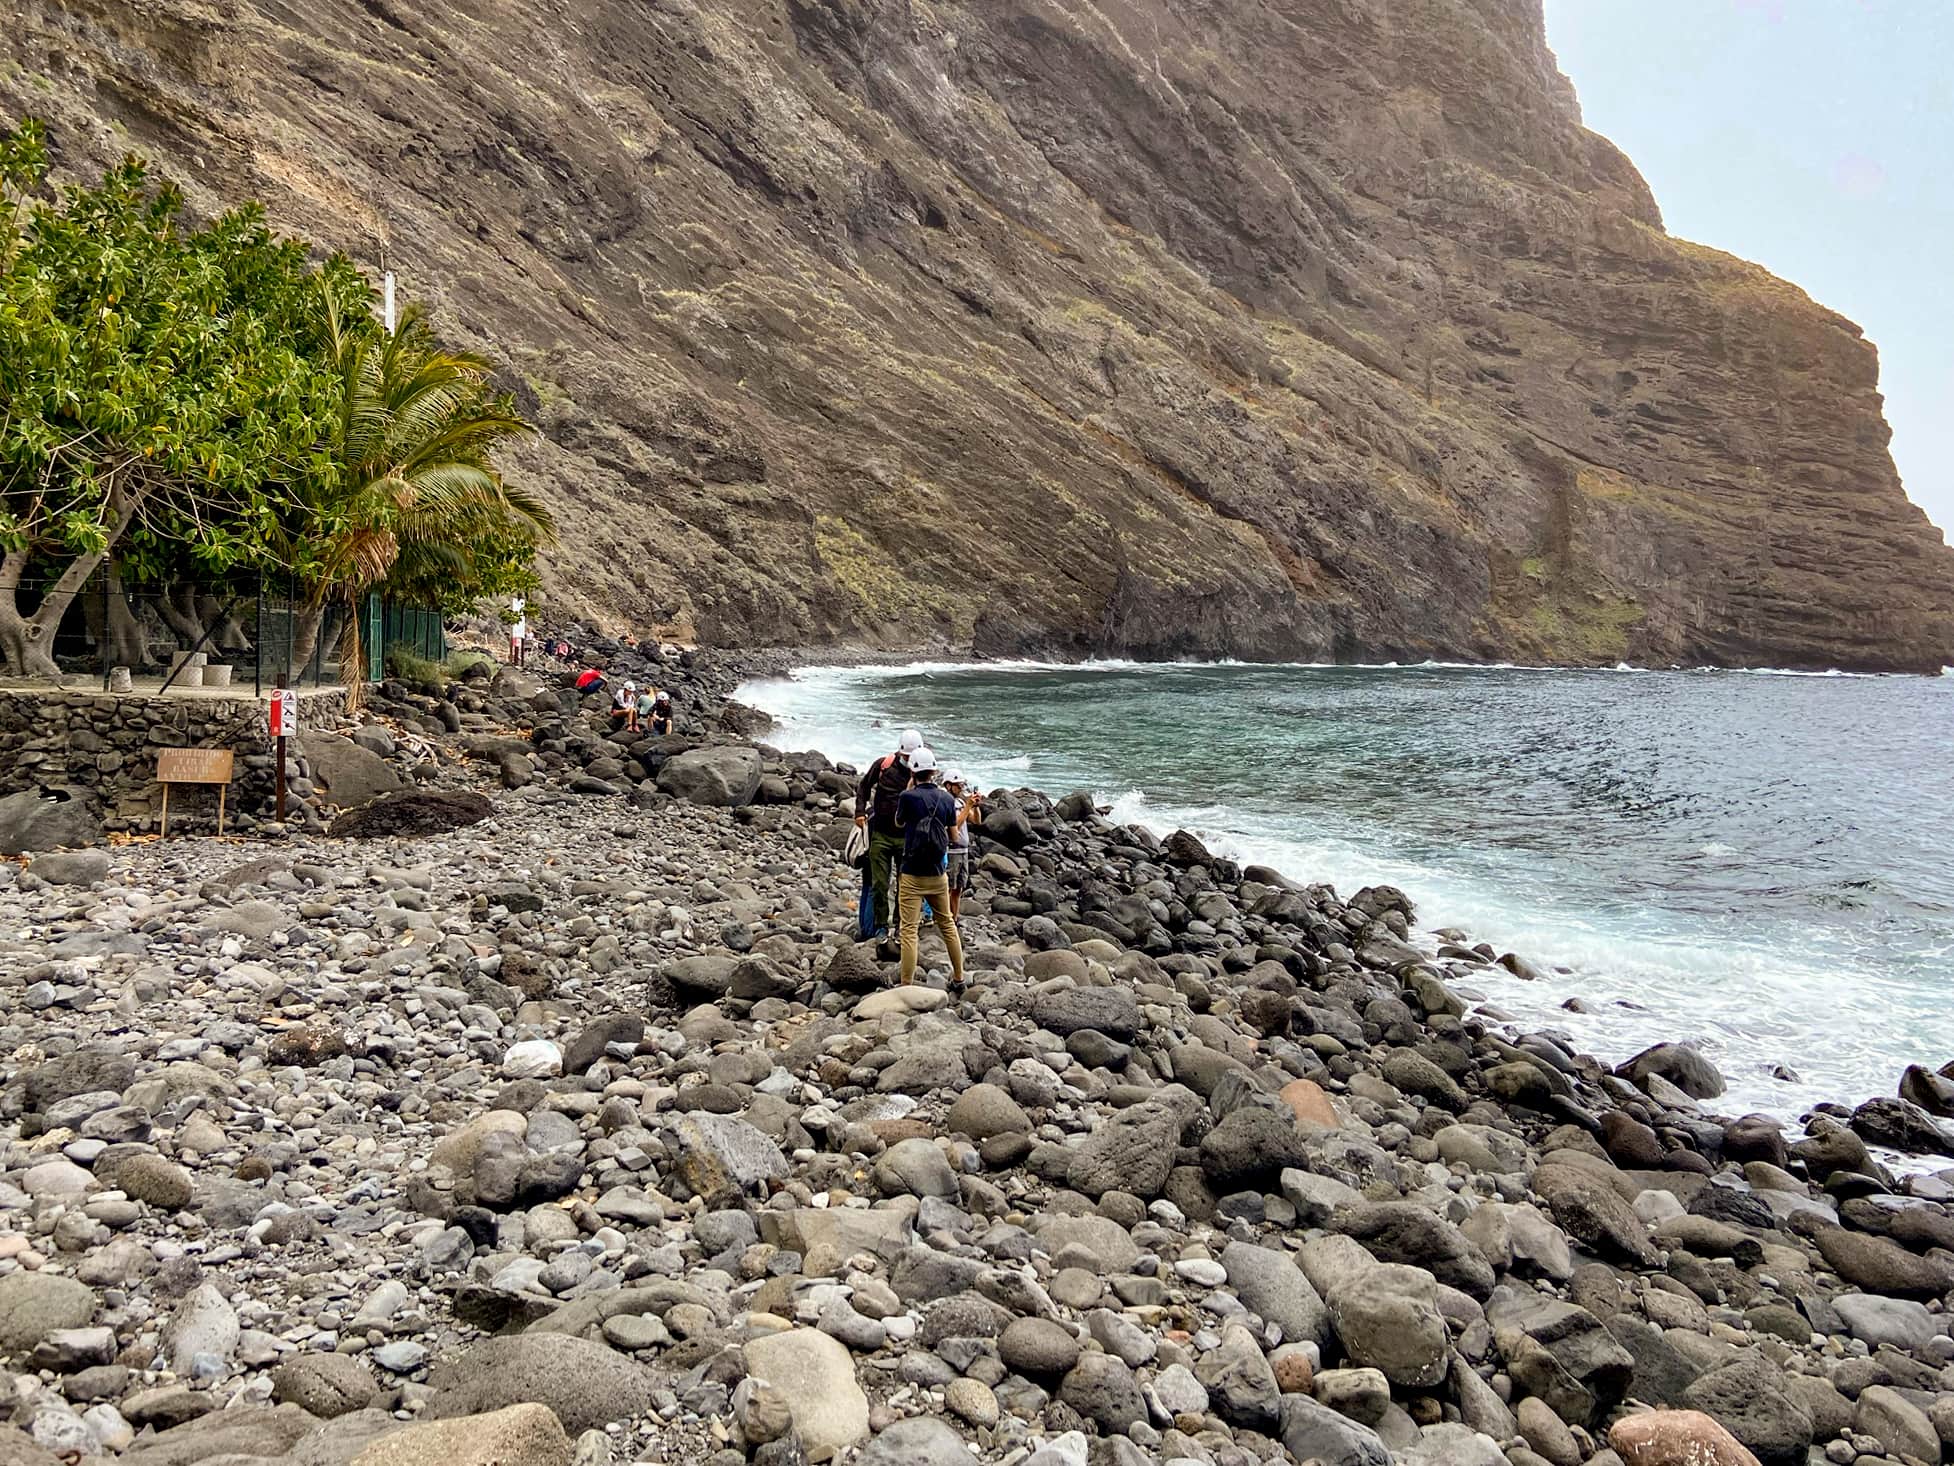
left=738, top=660, right=1954, bottom=1123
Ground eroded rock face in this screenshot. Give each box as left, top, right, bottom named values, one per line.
left=4, top=0, right=1948, bottom=669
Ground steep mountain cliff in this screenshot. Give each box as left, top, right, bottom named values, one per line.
left=7, top=0, right=1952, bottom=669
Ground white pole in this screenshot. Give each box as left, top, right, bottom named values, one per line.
left=383, top=271, right=396, bottom=334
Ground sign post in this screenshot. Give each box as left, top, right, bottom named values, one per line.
left=156, top=749, right=235, bottom=838
left=269, top=689, right=295, bottom=821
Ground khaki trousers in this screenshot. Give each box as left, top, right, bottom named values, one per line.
left=898, top=872, right=964, bottom=986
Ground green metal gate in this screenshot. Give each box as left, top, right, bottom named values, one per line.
left=362, top=595, right=448, bottom=682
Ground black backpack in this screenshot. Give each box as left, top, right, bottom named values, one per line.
left=910, top=791, right=950, bottom=866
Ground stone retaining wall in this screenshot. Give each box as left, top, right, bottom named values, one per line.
left=0, top=687, right=348, bottom=832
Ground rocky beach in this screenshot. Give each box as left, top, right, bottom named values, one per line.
left=7, top=648, right=1954, bottom=1466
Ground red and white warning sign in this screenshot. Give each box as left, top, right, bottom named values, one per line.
left=269, top=689, right=296, bottom=738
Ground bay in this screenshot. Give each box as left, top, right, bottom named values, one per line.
left=740, top=660, right=1954, bottom=1121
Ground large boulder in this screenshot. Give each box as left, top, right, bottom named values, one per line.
left=1333, top=1201, right=1497, bottom=1299
left=1681, top=1351, right=1813, bottom=1465
left=0, top=1272, right=98, bottom=1358
left=426, top=1335, right=658, bottom=1434
left=1853, top=1384, right=1938, bottom=1464
left=1199, top=1105, right=1310, bottom=1189
left=656, top=746, right=763, bottom=806
left=27, top=849, right=112, bottom=885
left=1610, top=1410, right=1762, bottom=1466
left=854, top=1417, right=970, bottom=1466
left=0, top=786, right=101, bottom=853
left=742, top=1328, right=869, bottom=1461
left=1488, top=1288, right=1633, bottom=1429
left=489, top=667, right=547, bottom=703
left=1617, top=1042, right=1724, bottom=1100
left=1067, top=1102, right=1180, bottom=1199
left=1326, top=1263, right=1449, bottom=1388
left=945, top=1083, right=1031, bottom=1140
left=1278, top=1395, right=1393, bottom=1466
left=1195, top=1321, right=1282, bottom=1428
left=4, top=1046, right=135, bottom=1120
left=1220, top=1240, right=1331, bottom=1347
left=350, top=1404, right=570, bottom=1466
left=664, top=1113, right=789, bottom=1201
left=300, top=733, right=404, bottom=809
left=1532, top=1161, right=1661, bottom=1267
left=1849, top=1096, right=1954, bottom=1155
left=1810, top=1221, right=1954, bottom=1298
left=1031, top=984, right=1141, bottom=1040
left=271, top=1354, right=381, bottom=1418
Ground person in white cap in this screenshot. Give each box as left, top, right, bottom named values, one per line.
left=855, top=726, right=923, bottom=940
left=610, top=680, right=636, bottom=730
left=942, top=768, right=981, bottom=920
left=894, top=745, right=964, bottom=989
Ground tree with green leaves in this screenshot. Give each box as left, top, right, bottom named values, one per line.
left=0, top=118, right=368, bottom=678
left=1, top=118, right=551, bottom=686
left=286, top=296, right=552, bottom=682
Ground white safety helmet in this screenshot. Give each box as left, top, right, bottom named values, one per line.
left=943, top=768, right=965, bottom=787
left=908, top=745, right=938, bottom=773
left=623, top=681, right=636, bottom=691
left=897, top=727, right=924, bottom=755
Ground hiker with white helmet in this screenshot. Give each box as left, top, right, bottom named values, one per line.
left=894, top=745, right=965, bottom=989
left=943, top=768, right=981, bottom=920
left=855, top=726, right=923, bottom=942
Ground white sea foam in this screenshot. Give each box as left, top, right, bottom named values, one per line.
left=738, top=660, right=1954, bottom=1127
left=773, top=655, right=1886, bottom=683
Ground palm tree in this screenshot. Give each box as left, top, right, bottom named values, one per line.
left=288, top=295, right=552, bottom=691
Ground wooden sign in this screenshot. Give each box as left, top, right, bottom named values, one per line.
left=157, top=749, right=234, bottom=784
left=157, top=748, right=235, bottom=837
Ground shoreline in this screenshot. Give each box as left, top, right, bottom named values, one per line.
left=734, top=656, right=1951, bottom=1149
left=727, top=648, right=1932, bottom=680
left=4, top=642, right=1954, bottom=1465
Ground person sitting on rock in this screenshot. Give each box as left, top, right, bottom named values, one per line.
left=855, top=726, right=922, bottom=943
left=633, top=683, right=655, bottom=732
left=611, top=680, right=636, bottom=730
left=648, top=690, right=674, bottom=736
left=894, top=745, right=965, bottom=990
left=575, top=667, right=607, bottom=698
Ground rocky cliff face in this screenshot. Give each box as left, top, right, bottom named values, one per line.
left=7, top=0, right=1952, bottom=669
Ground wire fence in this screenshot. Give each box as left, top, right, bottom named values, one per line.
left=0, top=568, right=450, bottom=694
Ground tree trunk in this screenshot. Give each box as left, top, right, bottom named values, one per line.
left=0, top=489, right=146, bottom=680
left=204, top=594, right=252, bottom=653
left=159, top=584, right=203, bottom=646
left=0, top=548, right=106, bottom=680
left=289, top=602, right=329, bottom=676
left=104, top=567, right=149, bottom=670
left=340, top=602, right=367, bottom=711
left=0, top=577, right=60, bottom=680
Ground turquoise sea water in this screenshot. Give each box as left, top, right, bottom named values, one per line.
left=739, top=660, right=1954, bottom=1122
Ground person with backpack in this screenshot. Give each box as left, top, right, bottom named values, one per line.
left=855, top=727, right=922, bottom=941
left=894, top=745, right=965, bottom=989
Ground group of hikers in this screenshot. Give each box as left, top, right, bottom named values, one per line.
left=573, top=667, right=677, bottom=735
left=851, top=727, right=981, bottom=989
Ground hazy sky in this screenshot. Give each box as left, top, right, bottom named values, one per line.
left=1543, top=0, right=1952, bottom=535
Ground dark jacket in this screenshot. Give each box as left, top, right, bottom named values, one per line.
left=856, top=754, right=910, bottom=836
left=896, top=783, right=956, bottom=876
